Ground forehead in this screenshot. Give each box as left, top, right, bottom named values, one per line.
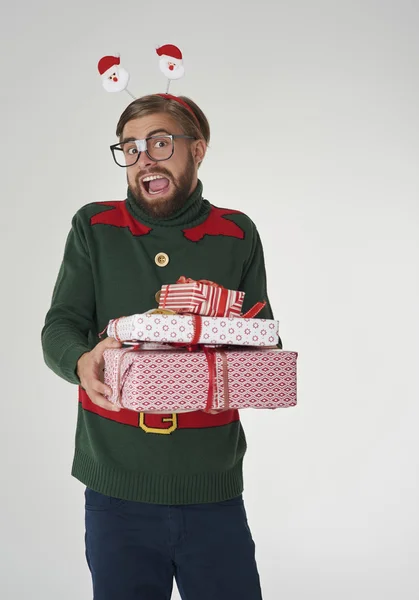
left=122, top=113, right=182, bottom=140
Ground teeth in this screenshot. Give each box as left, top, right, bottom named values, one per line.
left=142, top=175, right=165, bottom=182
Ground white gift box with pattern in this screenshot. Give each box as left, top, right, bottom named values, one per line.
left=103, top=345, right=298, bottom=413
left=107, top=313, right=280, bottom=347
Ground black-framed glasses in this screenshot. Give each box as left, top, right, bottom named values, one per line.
left=110, top=134, right=196, bottom=167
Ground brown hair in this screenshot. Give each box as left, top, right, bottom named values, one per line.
left=115, top=94, right=210, bottom=147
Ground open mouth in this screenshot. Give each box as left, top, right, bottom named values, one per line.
left=142, top=175, right=171, bottom=197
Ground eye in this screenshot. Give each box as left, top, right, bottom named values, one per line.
left=124, top=144, right=138, bottom=156
left=154, top=139, right=168, bottom=149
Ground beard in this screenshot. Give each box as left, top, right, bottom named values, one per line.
left=102, top=67, right=130, bottom=93
left=128, top=152, right=196, bottom=219
left=159, top=60, right=185, bottom=80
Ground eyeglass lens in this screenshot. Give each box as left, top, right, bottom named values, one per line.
left=113, top=136, right=173, bottom=166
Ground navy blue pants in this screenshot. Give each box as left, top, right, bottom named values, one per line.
left=85, top=487, right=263, bottom=600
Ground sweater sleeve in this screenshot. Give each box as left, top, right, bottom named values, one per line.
left=238, top=222, right=283, bottom=349
left=41, top=212, right=96, bottom=384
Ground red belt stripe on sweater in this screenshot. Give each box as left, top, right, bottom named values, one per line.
left=78, top=388, right=239, bottom=431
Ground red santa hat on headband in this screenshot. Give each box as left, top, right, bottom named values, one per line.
left=156, top=44, right=183, bottom=64
left=98, top=55, right=120, bottom=76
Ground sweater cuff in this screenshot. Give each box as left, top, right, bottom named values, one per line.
left=59, top=343, right=91, bottom=385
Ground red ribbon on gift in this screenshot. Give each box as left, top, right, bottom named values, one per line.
left=169, top=343, right=230, bottom=412
left=112, top=343, right=230, bottom=414
left=203, top=347, right=216, bottom=412
left=242, top=301, right=266, bottom=318
left=99, top=315, right=128, bottom=340
left=203, top=347, right=230, bottom=413
left=167, top=344, right=230, bottom=413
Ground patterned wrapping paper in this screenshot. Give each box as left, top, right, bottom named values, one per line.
left=107, top=313, right=279, bottom=347
left=158, top=281, right=245, bottom=317
left=103, top=346, right=298, bottom=413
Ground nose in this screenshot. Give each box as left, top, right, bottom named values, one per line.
left=137, top=149, right=157, bottom=169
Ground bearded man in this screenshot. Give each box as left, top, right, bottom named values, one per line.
left=42, top=93, right=280, bottom=600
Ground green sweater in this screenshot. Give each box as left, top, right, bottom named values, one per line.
left=42, top=180, right=280, bottom=504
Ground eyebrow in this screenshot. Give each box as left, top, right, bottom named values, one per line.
left=120, top=129, right=171, bottom=143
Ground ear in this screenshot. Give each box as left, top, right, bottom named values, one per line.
left=192, top=139, right=207, bottom=166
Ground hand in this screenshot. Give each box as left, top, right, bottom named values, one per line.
left=77, top=337, right=122, bottom=412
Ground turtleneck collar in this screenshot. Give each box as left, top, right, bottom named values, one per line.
left=125, top=179, right=210, bottom=228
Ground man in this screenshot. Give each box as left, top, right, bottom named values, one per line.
left=42, top=93, right=280, bottom=600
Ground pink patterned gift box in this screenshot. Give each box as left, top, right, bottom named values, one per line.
left=103, top=346, right=298, bottom=413
left=107, top=313, right=279, bottom=346
left=158, top=281, right=244, bottom=317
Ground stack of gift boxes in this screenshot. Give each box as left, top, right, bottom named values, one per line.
left=103, top=277, right=298, bottom=413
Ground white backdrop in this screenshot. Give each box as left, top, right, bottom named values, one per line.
left=1, top=1, right=418, bottom=599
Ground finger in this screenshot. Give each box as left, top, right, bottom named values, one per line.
left=88, top=390, right=121, bottom=412
left=92, top=340, right=121, bottom=365
left=100, top=337, right=123, bottom=351
left=90, top=378, right=112, bottom=397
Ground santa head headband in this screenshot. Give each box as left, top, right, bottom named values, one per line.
left=97, top=45, right=198, bottom=122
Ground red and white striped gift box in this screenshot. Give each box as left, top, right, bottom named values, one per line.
left=158, top=281, right=244, bottom=317
left=103, top=345, right=298, bottom=413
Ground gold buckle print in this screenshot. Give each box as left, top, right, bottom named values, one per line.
left=139, top=413, right=178, bottom=434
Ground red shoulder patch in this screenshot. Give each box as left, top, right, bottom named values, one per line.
left=90, top=201, right=152, bottom=237
left=183, top=206, right=245, bottom=242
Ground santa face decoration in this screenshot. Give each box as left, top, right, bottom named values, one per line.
left=159, top=57, right=184, bottom=80
left=97, top=46, right=186, bottom=98
left=98, top=55, right=130, bottom=93
left=156, top=44, right=185, bottom=80
left=101, top=66, right=130, bottom=93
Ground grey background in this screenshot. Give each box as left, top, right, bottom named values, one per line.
left=1, top=1, right=418, bottom=598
